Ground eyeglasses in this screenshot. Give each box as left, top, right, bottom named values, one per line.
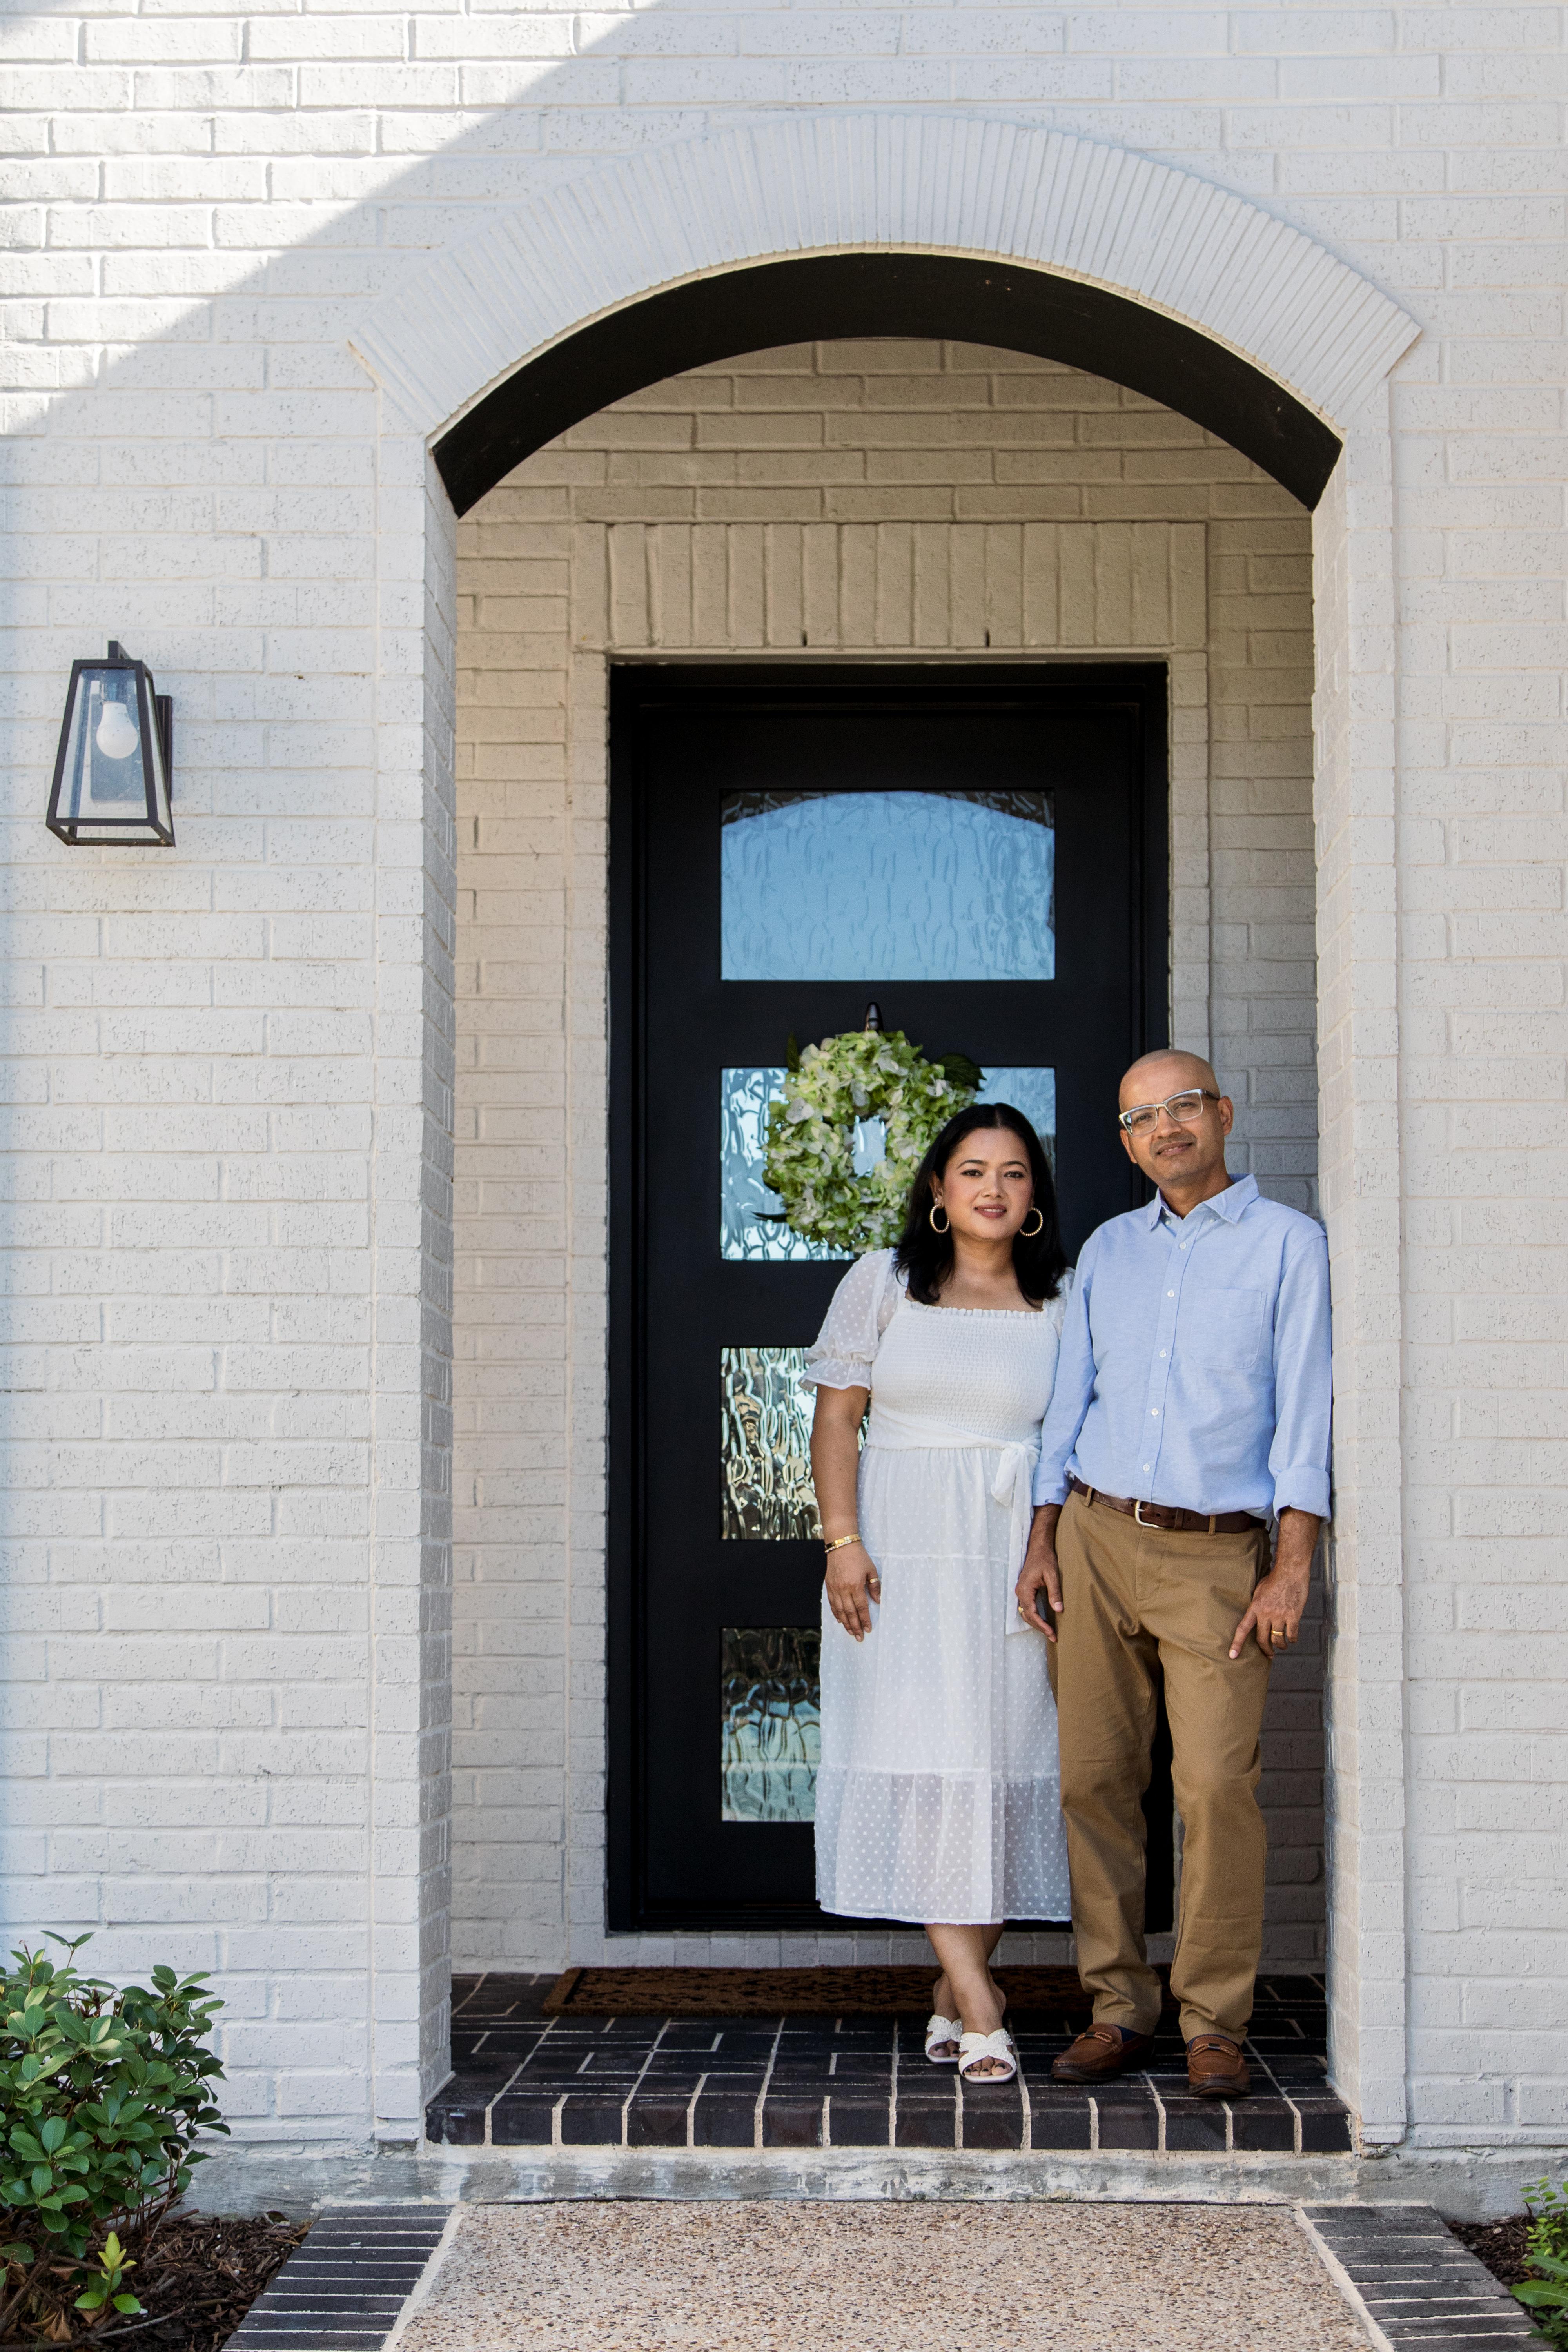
left=1118, top=1088, right=1220, bottom=1136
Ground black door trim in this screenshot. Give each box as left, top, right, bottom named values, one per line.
left=608, top=659, right=1172, bottom=1935
left=435, top=253, right=1336, bottom=518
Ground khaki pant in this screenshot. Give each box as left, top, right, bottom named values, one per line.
left=1047, top=1489, right=1273, bottom=2042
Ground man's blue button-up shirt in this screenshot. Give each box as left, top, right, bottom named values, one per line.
left=1033, top=1174, right=1332, bottom=1520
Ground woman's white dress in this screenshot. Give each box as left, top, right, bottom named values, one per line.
left=805, top=1248, right=1074, bottom=1926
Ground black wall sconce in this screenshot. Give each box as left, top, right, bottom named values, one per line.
left=46, top=642, right=174, bottom=847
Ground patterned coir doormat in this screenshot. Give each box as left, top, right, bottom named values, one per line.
left=543, top=1965, right=1177, bottom=2016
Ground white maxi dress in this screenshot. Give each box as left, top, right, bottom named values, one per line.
left=806, top=1247, right=1074, bottom=1926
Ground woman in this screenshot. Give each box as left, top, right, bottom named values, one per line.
left=805, top=1103, right=1072, bottom=2085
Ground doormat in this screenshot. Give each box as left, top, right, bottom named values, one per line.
left=543, top=1964, right=1177, bottom=2018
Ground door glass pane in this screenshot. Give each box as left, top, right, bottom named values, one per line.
left=721, top=1067, right=853, bottom=1262
left=720, top=1347, right=818, bottom=1539
left=721, top=1627, right=820, bottom=1822
left=978, top=1067, right=1058, bottom=1173
left=721, top=789, right=1055, bottom=981
left=722, top=1066, right=1056, bottom=1259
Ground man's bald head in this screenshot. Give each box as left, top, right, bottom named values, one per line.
left=1118, top=1050, right=1222, bottom=1111
left=1114, top=1049, right=1233, bottom=1209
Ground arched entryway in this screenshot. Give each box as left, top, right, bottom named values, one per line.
left=350, top=114, right=1419, bottom=2141
left=447, top=329, right=1315, bottom=1964
left=430, top=252, right=1343, bottom=516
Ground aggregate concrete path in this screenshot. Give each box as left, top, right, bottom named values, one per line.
left=393, top=2200, right=1374, bottom=2352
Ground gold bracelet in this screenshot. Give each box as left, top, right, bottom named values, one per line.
left=823, top=1532, right=862, bottom=1555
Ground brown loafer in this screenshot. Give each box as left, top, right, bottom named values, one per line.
left=1187, top=2033, right=1250, bottom=2098
left=1051, top=2024, right=1156, bottom=2083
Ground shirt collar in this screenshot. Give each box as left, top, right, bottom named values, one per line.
left=1146, top=1171, right=1258, bottom=1232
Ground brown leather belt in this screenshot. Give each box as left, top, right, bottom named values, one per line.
left=1068, top=1476, right=1263, bottom=1536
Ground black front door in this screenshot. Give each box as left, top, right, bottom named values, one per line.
left=608, top=664, right=1170, bottom=1933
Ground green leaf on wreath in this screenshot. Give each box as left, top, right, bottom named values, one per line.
left=936, top=1051, right=983, bottom=1093
left=760, top=1025, right=980, bottom=1256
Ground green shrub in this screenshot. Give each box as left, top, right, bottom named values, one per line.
left=1514, top=2177, right=1568, bottom=2346
left=0, top=1934, right=227, bottom=2341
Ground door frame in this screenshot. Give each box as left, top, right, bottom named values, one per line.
left=606, top=657, right=1171, bottom=1934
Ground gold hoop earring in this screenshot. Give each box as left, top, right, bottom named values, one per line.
left=929, top=1203, right=950, bottom=1234
left=1020, top=1207, right=1045, bottom=1239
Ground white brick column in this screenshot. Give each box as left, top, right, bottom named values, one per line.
left=1313, top=391, right=1408, bottom=2141
left=368, top=425, right=457, bottom=2137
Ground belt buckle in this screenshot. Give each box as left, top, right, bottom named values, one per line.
left=1133, top=1498, right=1158, bottom=1528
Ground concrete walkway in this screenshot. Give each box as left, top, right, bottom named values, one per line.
left=394, top=2201, right=1373, bottom=2352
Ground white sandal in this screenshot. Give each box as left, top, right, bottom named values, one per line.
left=957, top=2027, right=1018, bottom=2084
left=925, top=2012, right=962, bottom=2065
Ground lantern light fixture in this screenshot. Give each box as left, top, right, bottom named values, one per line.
left=46, top=642, right=173, bottom=848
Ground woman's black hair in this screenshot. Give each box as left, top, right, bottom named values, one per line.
left=893, top=1102, right=1067, bottom=1307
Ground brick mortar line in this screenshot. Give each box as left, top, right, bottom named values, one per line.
left=1249, top=2047, right=1306, bottom=2154
left=1298, top=2210, right=1399, bottom=2352
left=230, top=2212, right=454, bottom=2352
left=376, top=2209, right=462, bottom=2352
left=619, top=2016, right=671, bottom=2147
left=1299, top=2208, right=1542, bottom=2352
left=752, top=2016, right=788, bottom=2150
left=889, top=2019, right=899, bottom=2151
left=467, top=1995, right=553, bottom=2151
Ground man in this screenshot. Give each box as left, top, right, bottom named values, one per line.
left=1017, top=1050, right=1331, bottom=2100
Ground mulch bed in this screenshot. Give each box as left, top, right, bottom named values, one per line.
left=544, top=1962, right=1180, bottom=2018
left=138, top=2215, right=310, bottom=2352
left=1448, top=2216, right=1532, bottom=2291
left=5, top=2216, right=312, bottom=2352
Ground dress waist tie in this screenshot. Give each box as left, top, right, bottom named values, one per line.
left=863, top=1407, right=1040, bottom=1638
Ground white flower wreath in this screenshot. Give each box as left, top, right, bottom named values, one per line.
left=762, top=1028, right=979, bottom=1255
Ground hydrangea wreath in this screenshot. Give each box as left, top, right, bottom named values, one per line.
left=762, top=1028, right=981, bottom=1254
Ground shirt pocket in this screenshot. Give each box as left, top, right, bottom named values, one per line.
left=1185, top=1285, right=1269, bottom=1376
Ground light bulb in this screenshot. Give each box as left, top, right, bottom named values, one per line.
left=95, top=697, right=140, bottom=761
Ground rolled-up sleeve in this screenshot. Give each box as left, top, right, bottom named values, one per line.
left=1033, top=1238, right=1098, bottom=1505
left=1267, top=1222, right=1333, bottom=1519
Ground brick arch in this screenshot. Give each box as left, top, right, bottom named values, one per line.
left=351, top=113, right=1419, bottom=512
left=352, top=111, right=1419, bottom=2147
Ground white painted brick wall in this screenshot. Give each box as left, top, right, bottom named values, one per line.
left=451, top=338, right=1327, bottom=1974
left=0, top=0, right=1561, bottom=2148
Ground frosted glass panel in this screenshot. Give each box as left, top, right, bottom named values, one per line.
left=978, top=1068, right=1058, bottom=1172
left=721, top=789, right=1055, bottom=981
left=721, top=1346, right=819, bottom=1540
left=722, top=1067, right=1055, bottom=1259
left=721, top=1627, right=820, bottom=1823
left=721, top=1067, right=853, bottom=1263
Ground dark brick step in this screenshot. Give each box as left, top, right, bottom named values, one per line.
left=226, top=2210, right=451, bottom=2352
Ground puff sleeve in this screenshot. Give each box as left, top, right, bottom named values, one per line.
left=800, top=1248, right=901, bottom=1392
